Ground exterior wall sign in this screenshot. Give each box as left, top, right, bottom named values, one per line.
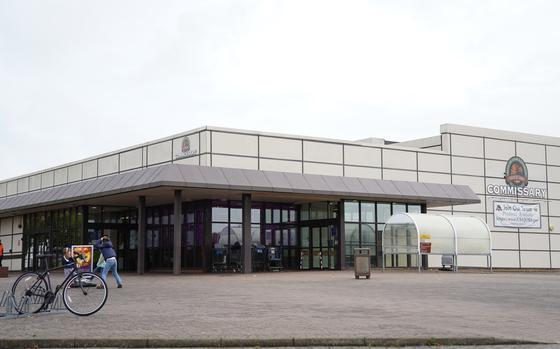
left=175, top=135, right=199, bottom=160
left=419, top=233, right=432, bottom=253
left=493, top=201, right=541, bottom=228
left=486, top=156, right=546, bottom=199
left=71, top=245, right=94, bottom=272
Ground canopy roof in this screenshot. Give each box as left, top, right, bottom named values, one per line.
left=382, top=213, right=492, bottom=256
left=0, top=164, right=480, bottom=216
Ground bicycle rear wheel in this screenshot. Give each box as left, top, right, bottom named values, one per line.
left=63, top=272, right=108, bottom=316
left=11, top=272, right=48, bottom=314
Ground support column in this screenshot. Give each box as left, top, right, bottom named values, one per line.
left=173, top=190, right=182, bottom=275
left=137, top=196, right=146, bottom=275
left=338, top=200, right=346, bottom=270
left=242, top=193, right=252, bottom=274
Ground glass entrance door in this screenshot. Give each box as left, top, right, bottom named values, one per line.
left=301, top=224, right=337, bottom=270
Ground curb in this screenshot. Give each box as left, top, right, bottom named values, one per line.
left=0, top=337, right=545, bottom=348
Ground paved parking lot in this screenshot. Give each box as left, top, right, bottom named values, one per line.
left=1, top=270, right=559, bottom=344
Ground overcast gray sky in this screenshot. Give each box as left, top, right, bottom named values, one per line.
left=1, top=0, right=559, bottom=181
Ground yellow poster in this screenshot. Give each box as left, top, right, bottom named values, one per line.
left=71, top=245, right=94, bottom=272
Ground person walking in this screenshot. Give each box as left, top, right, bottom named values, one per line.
left=95, top=233, right=123, bottom=288
left=0, top=240, right=4, bottom=267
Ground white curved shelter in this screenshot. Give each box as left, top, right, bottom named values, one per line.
left=382, top=213, right=492, bottom=271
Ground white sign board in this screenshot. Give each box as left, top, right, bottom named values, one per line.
left=493, top=201, right=541, bottom=228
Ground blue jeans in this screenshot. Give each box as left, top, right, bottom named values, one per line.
left=102, top=258, right=123, bottom=286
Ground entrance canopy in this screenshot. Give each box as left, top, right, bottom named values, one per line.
left=382, top=213, right=492, bottom=270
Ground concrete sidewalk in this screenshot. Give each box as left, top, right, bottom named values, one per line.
left=1, top=270, right=559, bottom=345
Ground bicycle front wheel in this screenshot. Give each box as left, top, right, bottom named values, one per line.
left=11, top=272, right=48, bottom=314
left=63, top=272, right=108, bottom=316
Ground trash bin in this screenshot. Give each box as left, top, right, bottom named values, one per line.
left=354, top=248, right=371, bottom=279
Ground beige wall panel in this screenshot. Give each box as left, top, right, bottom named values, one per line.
left=29, top=174, right=41, bottom=191
left=549, top=200, right=560, bottom=217
left=68, top=164, right=82, bottom=182
left=2, top=235, right=12, bottom=253
left=200, top=154, right=210, bottom=166
left=303, top=162, right=343, bottom=176
left=485, top=138, right=515, bottom=160
left=457, top=255, right=489, bottom=267
left=427, top=208, right=453, bottom=214
left=260, top=137, right=302, bottom=161
left=450, top=211, right=486, bottom=220
left=7, top=180, right=17, bottom=196
left=517, top=142, right=546, bottom=164
left=427, top=254, right=440, bottom=268
left=451, top=134, right=483, bottom=157
left=54, top=168, right=67, bottom=186
left=120, top=148, right=143, bottom=171
left=418, top=172, right=451, bottom=184
left=344, top=145, right=381, bottom=167
left=452, top=175, right=485, bottom=194
left=417, top=153, right=450, bottom=173
left=382, top=169, right=417, bottom=182
left=174, top=156, right=200, bottom=166
left=0, top=182, right=6, bottom=197
left=383, top=149, right=416, bottom=170
left=0, top=218, right=12, bottom=235
left=552, top=252, right=560, bottom=268
left=452, top=157, right=484, bottom=176
left=212, top=132, right=258, bottom=157
left=11, top=256, right=22, bottom=270
left=83, top=160, right=98, bottom=179
left=142, top=147, right=147, bottom=167
left=303, top=141, right=342, bottom=164
left=212, top=155, right=258, bottom=170
left=550, top=234, right=560, bottom=250
left=547, top=145, right=560, bottom=166
left=17, top=178, right=29, bottom=193
left=485, top=159, right=506, bottom=178
left=200, top=131, right=209, bottom=154
left=491, top=250, right=519, bottom=268
left=548, top=183, right=560, bottom=200
left=13, top=216, right=22, bottom=234
left=492, top=232, right=519, bottom=250
left=452, top=201, right=485, bottom=213
left=147, top=141, right=172, bottom=165
left=550, top=217, right=560, bottom=233
left=547, top=166, right=560, bottom=183
left=526, top=163, right=547, bottom=182
left=441, top=133, right=451, bottom=153
left=41, top=171, right=54, bottom=188
left=98, top=155, right=119, bottom=176
left=520, top=251, right=550, bottom=268
left=260, top=159, right=302, bottom=174
left=519, top=233, right=549, bottom=250
left=344, top=166, right=382, bottom=179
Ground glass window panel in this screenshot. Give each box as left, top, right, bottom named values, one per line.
left=273, top=209, right=281, bottom=223
left=265, top=209, right=272, bottom=224
left=289, top=228, right=297, bottom=246
left=230, top=223, right=242, bottom=246
left=274, top=229, right=281, bottom=245
left=282, top=229, right=289, bottom=246
left=154, top=210, right=160, bottom=225
left=393, top=203, right=406, bottom=214
left=361, top=224, right=376, bottom=245
left=251, top=209, right=260, bottom=223
left=251, top=225, right=261, bottom=243
left=282, top=210, right=289, bottom=222
left=344, top=202, right=359, bottom=222
left=300, top=205, right=309, bottom=221
left=377, top=203, right=391, bottom=223
left=230, top=208, right=242, bottom=223
left=361, top=203, right=375, bottom=223
left=146, top=209, right=153, bottom=225
left=301, top=227, right=309, bottom=247
left=407, top=204, right=421, bottom=213
left=146, top=229, right=153, bottom=248
left=212, top=207, right=228, bottom=222
left=153, top=230, right=159, bottom=248
left=162, top=208, right=169, bottom=225
left=211, top=223, right=228, bottom=247
left=345, top=223, right=360, bottom=251
left=129, top=230, right=138, bottom=249
left=265, top=229, right=272, bottom=245
left=186, top=212, right=195, bottom=223
left=185, top=225, right=195, bottom=245
left=289, top=209, right=296, bottom=222
left=312, top=227, right=321, bottom=248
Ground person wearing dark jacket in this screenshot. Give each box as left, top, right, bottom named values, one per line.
left=95, top=233, right=123, bottom=288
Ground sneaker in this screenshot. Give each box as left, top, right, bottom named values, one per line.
left=96, top=285, right=103, bottom=289
left=117, top=284, right=122, bottom=288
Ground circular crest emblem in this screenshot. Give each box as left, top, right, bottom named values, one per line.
left=504, top=156, right=528, bottom=187
left=181, top=136, right=190, bottom=153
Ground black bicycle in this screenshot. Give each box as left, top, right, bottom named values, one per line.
left=11, top=254, right=108, bottom=316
